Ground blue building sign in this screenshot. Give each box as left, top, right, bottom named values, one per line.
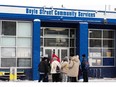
left=26, top=8, right=95, bottom=18
left=26, top=8, right=38, bottom=15
left=78, top=11, right=95, bottom=17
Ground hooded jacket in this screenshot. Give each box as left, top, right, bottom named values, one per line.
left=50, top=60, right=61, bottom=74
left=61, top=61, right=69, bottom=74
left=67, top=55, right=80, bottom=77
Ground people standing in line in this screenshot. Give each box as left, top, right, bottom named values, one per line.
left=81, top=54, right=89, bottom=82
left=38, top=57, right=49, bottom=82
left=67, top=55, right=80, bottom=82
left=44, top=57, right=51, bottom=81
left=67, top=57, right=71, bottom=82
left=50, top=57, right=61, bottom=82
left=61, top=58, right=69, bottom=82
left=44, top=57, right=51, bottom=74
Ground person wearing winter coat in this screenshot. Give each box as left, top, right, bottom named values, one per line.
left=61, top=58, right=69, bottom=82
left=81, top=54, right=89, bottom=82
left=38, top=57, right=49, bottom=82
left=67, top=57, right=71, bottom=82
left=67, top=55, right=80, bottom=82
left=50, top=57, right=61, bottom=82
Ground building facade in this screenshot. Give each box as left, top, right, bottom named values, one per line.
left=0, top=5, right=116, bottom=80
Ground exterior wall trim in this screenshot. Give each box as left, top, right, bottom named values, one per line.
left=32, top=19, right=41, bottom=80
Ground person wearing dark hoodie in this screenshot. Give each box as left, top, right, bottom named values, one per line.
left=38, top=57, right=49, bottom=82
left=81, top=54, right=89, bottom=82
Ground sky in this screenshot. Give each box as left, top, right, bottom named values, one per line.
left=0, top=0, right=115, bottom=11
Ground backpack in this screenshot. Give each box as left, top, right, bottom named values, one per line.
left=56, top=65, right=60, bottom=73
left=81, top=60, right=89, bottom=71
left=85, top=61, right=89, bottom=70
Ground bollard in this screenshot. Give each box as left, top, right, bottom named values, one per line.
left=0, top=71, right=5, bottom=76
left=9, top=67, right=17, bottom=81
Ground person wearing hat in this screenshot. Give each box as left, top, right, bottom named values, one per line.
left=50, top=57, right=61, bottom=82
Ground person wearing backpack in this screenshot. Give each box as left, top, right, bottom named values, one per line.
left=50, top=57, right=61, bottom=82
left=81, top=54, right=89, bottom=82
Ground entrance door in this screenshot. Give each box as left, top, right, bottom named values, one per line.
left=44, top=47, right=69, bottom=61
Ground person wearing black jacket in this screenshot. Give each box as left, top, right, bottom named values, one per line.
left=38, top=57, right=49, bottom=82
left=81, top=54, right=89, bottom=82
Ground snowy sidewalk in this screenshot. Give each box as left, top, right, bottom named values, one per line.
left=89, top=78, right=116, bottom=82
left=0, top=78, right=116, bottom=82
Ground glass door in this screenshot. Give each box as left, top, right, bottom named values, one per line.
left=44, top=47, right=69, bottom=61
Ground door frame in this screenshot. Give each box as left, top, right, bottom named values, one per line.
left=43, top=47, right=69, bottom=61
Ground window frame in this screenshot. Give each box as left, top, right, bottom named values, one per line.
left=0, top=20, right=32, bottom=69
left=88, top=29, right=115, bottom=67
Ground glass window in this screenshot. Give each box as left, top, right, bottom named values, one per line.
left=103, top=49, right=114, bottom=57
left=17, top=48, right=31, bottom=58
left=91, top=58, right=103, bottom=66
left=17, top=22, right=32, bottom=37
left=0, top=20, right=32, bottom=68
left=17, top=58, right=31, bottom=67
left=1, top=47, right=15, bottom=58
left=70, top=29, right=75, bottom=38
left=70, top=48, right=75, bottom=56
left=89, top=29, right=115, bottom=67
left=1, top=37, right=15, bottom=46
left=89, top=48, right=102, bottom=58
left=90, top=39, right=101, bottom=47
left=61, top=49, right=68, bottom=60
left=2, top=21, right=16, bottom=36
left=89, top=30, right=102, bottom=38
left=44, top=28, right=69, bottom=38
left=70, top=39, right=75, bottom=47
left=40, top=48, right=43, bottom=57
left=45, top=49, right=52, bottom=59
left=41, top=28, right=43, bottom=36
left=44, top=38, right=68, bottom=47
left=44, top=38, right=56, bottom=46
left=17, top=38, right=31, bottom=47
left=40, top=38, right=43, bottom=46
left=1, top=58, right=16, bottom=67
left=44, top=28, right=58, bottom=35
left=103, top=31, right=114, bottom=38
left=59, top=29, right=68, bottom=36
left=103, top=40, right=114, bottom=47
left=89, top=48, right=102, bottom=53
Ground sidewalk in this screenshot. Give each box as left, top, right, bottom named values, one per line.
left=1, top=77, right=116, bottom=82
left=88, top=78, right=116, bottom=82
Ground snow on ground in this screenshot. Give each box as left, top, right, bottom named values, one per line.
left=0, top=78, right=116, bottom=87
left=0, top=78, right=116, bottom=82
left=89, top=78, right=116, bottom=82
